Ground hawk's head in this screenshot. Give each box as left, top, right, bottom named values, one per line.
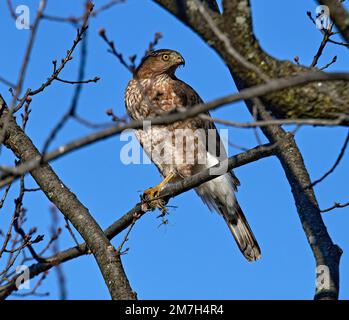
left=135, top=49, right=185, bottom=78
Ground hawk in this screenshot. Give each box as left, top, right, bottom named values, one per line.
left=125, top=49, right=261, bottom=262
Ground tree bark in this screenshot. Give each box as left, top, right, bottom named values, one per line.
left=0, top=96, right=136, bottom=300
left=248, top=98, right=342, bottom=300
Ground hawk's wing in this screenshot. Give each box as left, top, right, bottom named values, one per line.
left=172, top=79, right=240, bottom=187
left=173, top=79, right=261, bottom=262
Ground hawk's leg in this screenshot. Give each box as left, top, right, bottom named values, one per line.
left=141, top=172, right=176, bottom=212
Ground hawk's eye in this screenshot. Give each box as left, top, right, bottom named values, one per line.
left=162, top=54, right=170, bottom=61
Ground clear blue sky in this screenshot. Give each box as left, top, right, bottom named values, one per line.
left=0, top=0, right=348, bottom=300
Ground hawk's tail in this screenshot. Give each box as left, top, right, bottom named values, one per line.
left=196, top=174, right=261, bottom=262
left=223, top=201, right=261, bottom=262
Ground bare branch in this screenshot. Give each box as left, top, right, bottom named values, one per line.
left=199, top=114, right=348, bottom=128
left=64, top=217, right=80, bottom=247
left=311, top=130, right=349, bottom=187
left=320, top=56, right=337, bottom=70
left=0, top=105, right=136, bottom=300
left=42, top=0, right=126, bottom=25
left=144, top=32, right=163, bottom=56
left=317, top=0, right=349, bottom=43
left=0, top=76, right=15, bottom=88
left=40, top=3, right=96, bottom=156
left=311, top=24, right=334, bottom=68
left=9, top=0, right=47, bottom=110
left=0, top=183, right=12, bottom=209
left=321, top=201, right=349, bottom=213
left=98, top=29, right=136, bottom=73
left=55, top=76, right=100, bottom=85
left=26, top=9, right=92, bottom=99
left=0, top=0, right=47, bottom=147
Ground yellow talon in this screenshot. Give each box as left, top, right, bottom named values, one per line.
left=142, top=172, right=176, bottom=211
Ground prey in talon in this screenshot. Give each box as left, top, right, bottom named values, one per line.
left=141, top=172, right=177, bottom=212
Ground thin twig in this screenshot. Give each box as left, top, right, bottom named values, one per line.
left=320, top=56, right=337, bottom=70
left=40, top=4, right=93, bottom=156
left=144, top=32, right=163, bottom=56
left=0, top=76, right=15, bottom=88
left=42, top=0, right=125, bottom=24
left=12, top=272, right=49, bottom=297
left=73, top=114, right=113, bottom=129
left=0, top=0, right=47, bottom=147
left=26, top=7, right=92, bottom=99
left=64, top=217, right=80, bottom=247
left=311, top=130, right=349, bottom=187
left=321, top=201, right=349, bottom=213
left=99, top=29, right=135, bottom=73
left=10, top=0, right=47, bottom=109
left=55, top=76, right=100, bottom=85
left=199, top=114, right=349, bottom=128
left=328, top=39, right=349, bottom=48
left=311, top=24, right=334, bottom=68
left=0, top=183, right=12, bottom=209
left=116, top=215, right=139, bottom=254
left=6, top=0, right=16, bottom=21
left=13, top=177, right=45, bottom=262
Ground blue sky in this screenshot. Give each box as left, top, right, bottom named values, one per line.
left=0, top=0, right=348, bottom=299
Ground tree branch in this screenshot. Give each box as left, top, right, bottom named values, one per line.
left=317, top=0, right=349, bottom=43
left=310, top=130, right=349, bottom=187
left=321, top=201, right=349, bottom=213
left=0, top=142, right=275, bottom=299
left=0, top=104, right=136, bottom=300
left=247, top=99, right=342, bottom=300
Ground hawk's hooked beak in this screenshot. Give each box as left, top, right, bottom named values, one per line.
left=175, top=54, right=185, bottom=67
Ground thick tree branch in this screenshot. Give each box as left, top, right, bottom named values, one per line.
left=277, top=134, right=342, bottom=300
left=0, top=104, right=136, bottom=300
left=248, top=99, right=342, bottom=300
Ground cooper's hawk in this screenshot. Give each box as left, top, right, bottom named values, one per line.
left=125, top=49, right=261, bottom=262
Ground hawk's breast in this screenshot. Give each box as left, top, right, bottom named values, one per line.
left=125, top=75, right=180, bottom=120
